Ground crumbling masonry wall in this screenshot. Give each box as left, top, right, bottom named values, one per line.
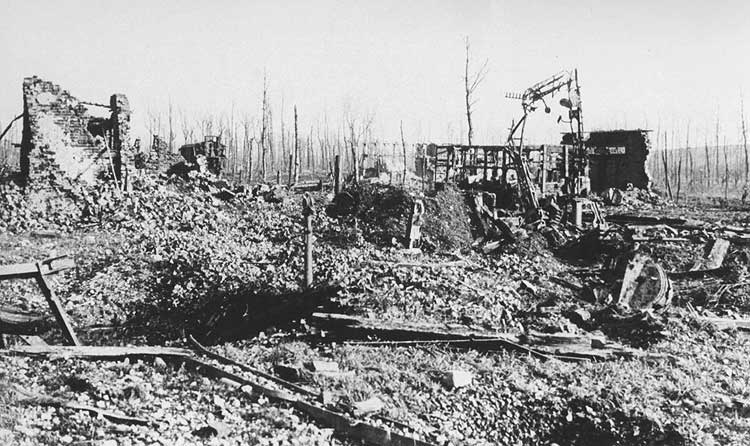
left=20, top=76, right=132, bottom=188
left=585, top=130, right=651, bottom=192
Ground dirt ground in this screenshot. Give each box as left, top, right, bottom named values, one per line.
left=1, top=179, right=750, bottom=446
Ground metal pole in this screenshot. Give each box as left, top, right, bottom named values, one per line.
left=302, top=193, right=314, bottom=289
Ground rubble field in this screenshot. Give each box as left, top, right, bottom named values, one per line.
left=2, top=176, right=750, bottom=446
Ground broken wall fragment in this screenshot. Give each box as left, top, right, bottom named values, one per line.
left=20, top=76, right=132, bottom=189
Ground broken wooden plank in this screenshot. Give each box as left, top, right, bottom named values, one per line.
left=692, top=238, right=731, bottom=271
left=14, top=386, right=150, bottom=426
left=351, top=396, right=385, bottom=416
left=187, top=335, right=317, bottom=397
left=181, top=356, right=299, bottom=402
left=5, top=345, right=192, bottom=360
left=368, top=260, right=467, bottom=269
left=17, top=335, right=48, bottom=346
left=0, top=256, right=75, bottom=280
left=701, top=317, right=750, bottom=332
left=294, top=400, right=436, bottom=446
left=34, top=263, right=80, bottom=346
left=0, top=307, right=53, bottom=335
left=311, top=313, right=581, bottom=362
left=631, top=236, right=689, bottom=243
left=6, top=344, right=436, bottom=446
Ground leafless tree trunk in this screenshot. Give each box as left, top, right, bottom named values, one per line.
left=675, top=128, right=683, bottom=202
left=724, top=136, right=729, bottom=201
left=243, top=117, right=253, bottom=183
left=400, top=120, right=407, bottom=187
left=704, top=136, right=710, bottom=189
left=293, top=105, right=300, bottom=185
left=685, top=121, right=692, bottom=194
left=180, top=110, right=194, bottom=146
left=168, top=100, right=175, bottom=153
left=715, top=115, right=720, bottom=189
left=260, top=75, right=269, bottom=182
left=344, top=111, right=374, bottom=184
left=742, top=95, right=749, bottom=186
left=464, top=36, right=488, bottom=148
left=661, top=131, right=672, bottom=200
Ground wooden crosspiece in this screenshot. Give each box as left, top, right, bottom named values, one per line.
left=0, top=255, right=80, bottom=346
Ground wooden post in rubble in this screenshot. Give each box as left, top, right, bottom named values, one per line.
left=302, top=193, right=314, bottom=289
left=541, top=144, right=548, bottom=194
left=405, top=199, right=424, bottom=250
left=334, top=155, right=341, bottom=195
left=288, top=154, right=293, bottom=186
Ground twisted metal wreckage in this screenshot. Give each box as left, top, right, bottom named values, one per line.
left=409, top=69, right=677, bottom=317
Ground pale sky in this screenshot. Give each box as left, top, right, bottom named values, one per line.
left=1, top=0, right=750, bottom=146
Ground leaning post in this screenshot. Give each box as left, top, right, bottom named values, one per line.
left=302, top=193, right=314, bottom=289
left=334, top=155, right=341, bottom=195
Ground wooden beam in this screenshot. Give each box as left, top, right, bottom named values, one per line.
left=6, top=345, right=192, bottom=360
left=0, top=256, right=75, bottom=281
left=0, top=307, right=53, bottom=335
left=35, top=263, right=80, bottom=346
left=15, top=386, right=150, bottom=426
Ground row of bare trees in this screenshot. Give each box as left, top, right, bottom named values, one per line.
left=143, top=79, right=419, bottom=186
left=649, top=103, right=750, bottom=201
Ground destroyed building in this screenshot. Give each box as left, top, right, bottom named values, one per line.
left=179, top=136, right=226, bottom=176
left=564, top=129, right=651, bottom=192
left=20, top=76, right=132, bottom=188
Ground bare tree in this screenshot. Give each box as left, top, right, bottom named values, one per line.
left=675, top=128, right=683, bottom=202
left=180, top=109, right=195, bottom=146
left=464, top=36, right=488, bottom=147
left=168, top=100, right=175, bottom=153
left=661, top=130, right=672, bottom=200
left=243, top=115, right=253, bottom=182
left=400, top=120, right=407, bottom=187
left=344, top=107, right=374, bottom=184
left=704, top=133, right=710, bottom=189
left=742, top=95, right=749, bottom=186
left=715, top=114, right=720, bottom=189
left=293, top=105, right=300, bottom=185
left=260, top=74, right=269, bottom=181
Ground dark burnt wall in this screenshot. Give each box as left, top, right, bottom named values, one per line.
left=586, top=130, right=650, bottom=192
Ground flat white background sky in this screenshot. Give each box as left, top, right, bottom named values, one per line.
left=1, top=0, right=749, bottom=146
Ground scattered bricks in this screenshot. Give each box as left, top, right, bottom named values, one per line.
left=567, top=308, right=591, bottom=326
left=305, top=360, right=339, bottom=373
left=351, top=397, right=385, bottom=416
left=442, top=370, right=474, bottom=389
left=320, top=390, right=337, bottom=406
left=274, top=364, right=304, bottom=382
left=153, top=356, right=167, bottom=370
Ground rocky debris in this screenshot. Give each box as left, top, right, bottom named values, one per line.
left=442, top=370, right=474, bottom=389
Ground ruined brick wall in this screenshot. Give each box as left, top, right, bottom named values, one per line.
left=20, top=76, right=131, bottom=189
left=585, top=130, right=651, bottom=192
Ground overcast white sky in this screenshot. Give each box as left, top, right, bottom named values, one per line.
left=1, top=0, right=750, bottom=146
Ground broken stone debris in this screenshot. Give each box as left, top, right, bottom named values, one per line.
left=442, top=370, right=474, bottom=389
